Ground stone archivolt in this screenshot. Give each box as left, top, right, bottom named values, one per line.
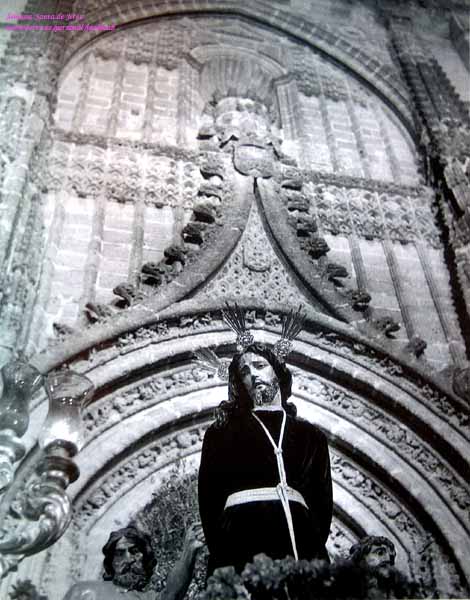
left=71, top=353, right=469, bottom=538
left=25, top=369, right=465, bottom=596
left=31, top=300, right=469, bottom=443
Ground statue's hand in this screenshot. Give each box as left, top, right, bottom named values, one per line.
left=184, top=521, right=205, bottom=554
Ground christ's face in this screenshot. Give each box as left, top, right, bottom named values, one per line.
left=239, top=352, right=281, bottom=407
left=111, top=537, right=146, bottom=590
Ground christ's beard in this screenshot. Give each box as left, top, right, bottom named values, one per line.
left=254, top=382, right=278, bottom=406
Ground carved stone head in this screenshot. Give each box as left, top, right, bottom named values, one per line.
left=102, top=526, right=156, bottom=591
left=349, top=536, right=396, bottom=573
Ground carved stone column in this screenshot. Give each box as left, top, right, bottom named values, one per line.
left=0, top=0, right=69, bottom=365
left=386, top=13, right=470, bottom=351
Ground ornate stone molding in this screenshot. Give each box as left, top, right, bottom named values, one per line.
left=302, top=169, right=425, bottom=197
left=51, top=129, right=200, bottom=178
left=65, top=351, right=470, bottom=542
left=30, top=297, right=469, bottom=422
left=304, top=182, right=441, bottom=247
left=65, top=424, right=462, bottom=594
left=256, top=177, right=354, bottom=321
left=202, top=200, right=313, bottom=306
left=295, top=376, right=470, bottom=527
left=388, top=20, right=470, bottom=337
left=330, top=453, right=463, bottom=595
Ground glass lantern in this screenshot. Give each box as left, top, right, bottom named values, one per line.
left=0, top=360, right=42, bottom=436
left=39, top=370, right=94, bottom=455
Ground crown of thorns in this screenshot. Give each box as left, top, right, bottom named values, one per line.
left=194, top=303, right=305, bottom=379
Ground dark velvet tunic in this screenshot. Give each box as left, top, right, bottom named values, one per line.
left=198, top=410, right=333, bottom=574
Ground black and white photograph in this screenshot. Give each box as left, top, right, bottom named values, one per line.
left=0, top=0, right=469, bottom=598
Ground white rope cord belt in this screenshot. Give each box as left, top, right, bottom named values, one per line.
left=224, top=409, right=303, bottom=560
left=225, top=486, right=308, bottom=510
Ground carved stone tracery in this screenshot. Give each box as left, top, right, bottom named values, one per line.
left=203, top=201, right=308, bottom=305
left=303, top=183, right=441, bottom=247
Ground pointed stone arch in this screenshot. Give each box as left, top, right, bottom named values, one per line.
left=58, top=1, right=415, bottom=139
left=11, top=299, right=468, bottom=597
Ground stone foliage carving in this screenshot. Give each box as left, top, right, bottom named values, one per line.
left=113, top=283, right=147, bottom=308
left=62, top=304, right=470, bottom=447
left=391, top=25, right=470, bottom=323
left=444, top=161, right=470, bottom=224
left=440, top=157, right=470, bottom=315
left=147, top=156, right=201, bottom=209
left=0, top=97, right=26, bottom=162
left=0, top=27, right=51, bottom=90
left=83, top=366, right=213, bottom=436
left=327, top=522, right=357, bottom=559
left=331, top=453, right=437, bottom=590
left=73, top=423, right=445, bottom=592
left=348, top=289, right=372, bottom=312
left=154, top=24, right=187, bottom=70
left=302, top=329, right=470, bottom=433
left=84, top=302, right=116, bottom=324
left=258, top=175, right=370, bottom=322
left=139, top=151, right=231, bottom=296
left=88, top=20, right=188, bottom=70
left=76, top=423, right=205, bottom=527
left=81, top=352, right=470, bottom=530
left=108, top=151, right=141, bottom=203
left=332, top=453, right=419, bottom=538
left=55, top=2, right=415, bottom=134
left=405, top=335, right=427, bottom=358
left=0, top=196, right=44, bottom=353
left=47, top=138, right=202, bottom=208
left=291, top=47, right=369, bottom=106
left=452, top=365, right=470, bottom=402
left=8, top=579, right=47, bottom=600
left=303, top=182, right=441, bottom=247
left=296, top=375, right=470, bottom=521
left=373, top=316, right=401, bottom=338
left=69, top=145, right=107, bottom=198
left=198, top=96, right=284, bottom=163
left=268, top=174, right=434, bottom=338
left=47, top=141, right=70, bottom=190
left=304, top=169, right=424, bottom=197
left=203, top=202, right=305, bottom=304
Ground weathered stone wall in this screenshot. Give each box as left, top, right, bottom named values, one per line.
left=21, top=14, right=462, bottom=372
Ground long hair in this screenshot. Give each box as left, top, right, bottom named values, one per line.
left=214, top=343, right=296, bottom=427
left=102, top=526, right=156, bottom=588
